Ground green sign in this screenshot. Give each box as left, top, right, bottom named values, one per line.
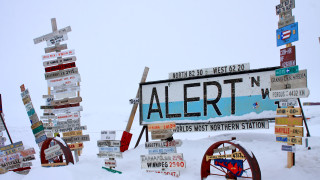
left=32, top=125, right=44, bottom=135
left=275, top=65, right=299, bottom=76
left=102, top=167, right=122, bottom=174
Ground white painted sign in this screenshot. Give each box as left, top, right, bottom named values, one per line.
left=51, top=105, right=83, bottom=114
left=33, top=26, right=71, bottom=44
left=46, top=34, right=68, bottom=46
left=51, top=85, right=80, bottom=95
left=270, top=88, right=310, bottom=99
left=148, top=147, right=177, bottom=154
left=57, top=112, right=80, bottom=121
left=101, top=131, right=116, bottom=140
left=97, top=152, right=123, bottom=158
left=173, top=120, right=269, bottom=133
left=169, top=63, right=250, bottom=79
left=279, top=99, right=298, bottom=107
left=141, top=153, right=184, bottom=162
left=99, top=147, right=120, bottom=153
left=47, top=74, right=81, bottom=87
left=45, top=67, right=79, bottom=80
left=97, top=140, right=121, bottom=147
left=42, top=49, right=75, bottom=60
left=141, top=160, right=186, bottom=170
left=105, top=159, right=117, bottom=168
left=43, top=56, right=77, bottom=68
left=129, top=98, right=140, bottom=104
left=270, top=70, right=307, bottom=90
left=53, top=125, right=87, bottom=133
left=141, top=67, right=279, bottom=125
left=145, top=140, right=182, bottom=149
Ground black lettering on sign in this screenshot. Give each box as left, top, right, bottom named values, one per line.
left=261, top=88, right=270, bottom=99
left=224, top=78, right=242, bottom=114
left=165, top=86, right=181, bottom=118
left=184, top=83, right=201, bottom=117
left=203, top=81, right=222, bottom=116
left=147, top=88, right=163, bottom=119
left=251, top=76, right=260, bottom=87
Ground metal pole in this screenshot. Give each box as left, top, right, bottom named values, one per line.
left=0, top=113, right=13, bottom=144
left=297, top=98, right=310, bottom=137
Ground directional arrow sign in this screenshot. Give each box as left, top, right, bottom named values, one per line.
left=270, top=88, right=309, bottom=99
left=275, top=126, right=304, bottom=136
left=276, top=136, right=302, bottom=145
left=145, top=140, right=182, bottom=149
left=276, top=108, right=301, bottom=115
left=206, top=152, right=245, bottom=161
left=275, top=117, right=303, bottom=126
left=275, top=66, right=299, bottom=76
left=151, top=130, right=173, bottom=140
left=271, top=70, right=307, bottom=90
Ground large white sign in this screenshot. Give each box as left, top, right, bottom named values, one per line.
left=47, top=74, right=81, bottom=87
left=140, top=67, right=279, bottom=125
left=42, top=49, right=75, bottom=60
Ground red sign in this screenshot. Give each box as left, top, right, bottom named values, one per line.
left=54, top=103, right=80, bottom=109
left=45, top=62, right=76, bottom=73
left=120, top=131, right=132, bottom=152
left=280, top=46, right=296, bottom=68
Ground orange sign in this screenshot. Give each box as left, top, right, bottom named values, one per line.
left=148, top=122, right=176, bottom=131
left=275, top=126, right=304, bottom=137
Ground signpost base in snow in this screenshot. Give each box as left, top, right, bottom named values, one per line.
left=102, top=167, right=122, bottom=174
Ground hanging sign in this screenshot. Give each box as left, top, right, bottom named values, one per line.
left=276, top=22, right=298, bottom=47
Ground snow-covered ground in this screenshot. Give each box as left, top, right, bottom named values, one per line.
left=1, top=106, right=320, bottom=179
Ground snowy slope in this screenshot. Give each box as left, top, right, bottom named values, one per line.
left=1, top=106, right=320, bottom=179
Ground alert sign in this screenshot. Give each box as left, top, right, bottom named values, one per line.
left=140, top=67, right=279, bottom=125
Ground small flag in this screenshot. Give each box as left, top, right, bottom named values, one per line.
left=281, top=30, right=291, bottom=40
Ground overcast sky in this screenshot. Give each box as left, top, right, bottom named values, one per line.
left=0, top=0, right=319, bottom=129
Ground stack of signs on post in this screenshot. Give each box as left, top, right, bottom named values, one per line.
left=20, top=85, right=47, bottom=148
left=141, top=122, right=185, bottom=178
left=0, top=141, right=36, bottom=174
left=33, top=19, right=89, bottom=161
left=97, top=131, right=122, bottom=174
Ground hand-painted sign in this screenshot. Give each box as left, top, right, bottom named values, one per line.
left=279, top=15, right=295, bottom=29
left=279, top=99, right=298, bottom=107
left=145, top=140, right=182, bottom=149
left=32, top=124, right=44, bottom=135
left=44, top=67, right=78, bottom=80
left=62, top=130, right=82, bottom=137
left=43, top=56, right=76, bottom=68
left=141, top=160, right=186, bottom=170
left=146, top=170, right=180, bottom=178
left=270, top=88, right=309, bottom=99
left=275, top=126, right=303, bottom=136
left=105, top=159, right=117, bottom=168
left=54, top=125, right=87, bottom=133
left=214, top=159, right=243, bottom=177
left=141, top=153, right=184, bottom=162
left=213, top=145, right=236, bottom=153
left=276, top=108, right=301, bottom=115
left=275, top=117, right=303, bottom=126
left=51, top=97, right=82, bottom=106
left=97, top=152, right=123, bottom=158
left=57, top=112, right=80, bottom=121
left=148, top=122, right=176, bottom=131
left=276, top=0, right=295, bottom=15
left=47, top=74, right=81, bottom=87
left=276, top=136, right=302, bottom=145
left=271, top=70, right=307, bottom=90
left=281, top=145, right=296, bottom=152
left=206, top=152, right=245, bottom=161
left=44, top=43, right=68, bottom=53
left=56, top=119, right=80, bottom=128
left=97, top=140, right=121, bottom=147
left=31, top=121, right=43, bottom=130
left=45, top=62, right=76, bottom=73
left=99, top=147, right=120, bottom=153
left=68, top=142, right=83, bottom=150
left=42, top=49, right=75, bottom=60
left=169, top=63, right=250, bottom=79
left=140, top=67, right=279, bottom=125
left=33, top=26, right=71, bottom=44
left=275, top=66, right=298, bottom=77
left=51, top=106, right=83, bottom=114
left=0, top=142, right=23, bottom=152
left=62, top=134, right=90, bottom=143
left=51, top=85, right=80, bottom=95
left=101, top=131, right=116, bottom=140
left=280, top=46, right=296, bottom=68
left=35, top=134, right=47, bottom=144
left=276, top=22, right=298, bottom=47
left=173, top=120, right=269, bottom=133
left=129, top=98, right=140, bottom=104
left=151, top=130, right=173, bottom=140
left=148, top=147, right=177, bottom=155
left=46, top=34, right=68, bottom=46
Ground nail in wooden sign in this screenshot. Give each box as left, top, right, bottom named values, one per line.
left=275, top=126, right=304, bottom=137
left=276, top=108, right=301, bottom=115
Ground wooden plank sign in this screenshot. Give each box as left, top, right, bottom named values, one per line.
left=151, top=130, right=173, bottom=140
left=33, top=26, right=71, bottom=44
left=141, top=160, right=186, bottom=170
left=45, top=149, right=63, bottom=160
left=54, top=125, right=87, bottom=133
left=31, top=121, right=43, bottom=130
left=275, top=117, right=303, bottom=126
left=62, top=134, right=90, bottom=143
left=145, top=140, right=182, bottom=149
left=148, top=122, right=176, bottom=131
left=62, top=130, right=82, bottom=137
left=276, top=136, right=302, bottom=145
left=280, top=46, right=296, bottom=68
left=42, top=49, right=75, bottom=61
left=44, top=44, right=68, bottom=54
left=45, top=62, right=76, bottom=73
left=57, top=112, right=80, bottom=121
left=141, top=153, right=184, bottom=162
left=105, top=159, right=116, bottom=168
left=68, top=142, right=83, bottom=150
left=276, top=108, right=301, bottom=115
left=46, top=34, right=68, bottom=46
left=206, top=152, right=245, bottom=161
left=47, top=74, right=81, bottom=87
left=276, top=0, right=295, bottom=15
left=43, top=56, right=76, bottom=67
left=97, top=140, right=121, bottom=147
left=101, top=131, right=116, bottom=140
left=97, top=152, right=123, bottom=159
left=275, top=126, right=304, bottom=136
left=44, top=67, right=78, bottom=80
left=276, top=22, right=299, bottom=47
left=51, top=85, right=80, bottom=95
left=32, top=124, right=44, bottom=135
left=44, top=144, right=61, bottom=155
left=279, top=15, right=295, bottom=29
left=279, top=99, right=298, bottom=107
left=148, top=147, right=177, bottom=155
left=270, top=88, right=310, bottom=99
left=51, top=106, right=83, bottom=114
left=270, top=70, right=307, bottom=90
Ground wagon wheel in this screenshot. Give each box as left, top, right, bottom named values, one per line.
left=201, top=140, right=261, bottom=180
left=40, top=138, right=74, bottom=166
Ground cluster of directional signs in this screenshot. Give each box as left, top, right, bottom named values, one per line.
left=271, top=0, right=309, bottom=168
left=97, top=131, right=122, bottom=174
left=33, top=18, right=89, bottom=163
left=141, top=122, right=185, bottom=178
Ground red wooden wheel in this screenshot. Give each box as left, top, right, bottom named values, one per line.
left=201, top=140, right=261, bottom=180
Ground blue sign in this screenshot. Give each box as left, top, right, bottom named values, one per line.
left=276, top=22, right=298, bottom=47
left=148, top=147, right=176, bottom=154
left=276, top=136, right=287, bottom=143
left=36, top=134, right=47, bottom=144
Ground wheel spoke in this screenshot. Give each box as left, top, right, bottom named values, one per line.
left=210, top=173, right=226, bottom=177
left=210, top=164, right=226, bottom=174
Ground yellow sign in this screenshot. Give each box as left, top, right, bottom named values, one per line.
left=206, top=152, right=245, bottom=161
left=276, top=108, right=301, bottom=115
left=31, top=121, right=43, bottom=130
left=275, top=117, right=303, bottom=126
left=275, top=126, right=304, bottom=137
left=22, top=96, right=31, bottom=105
left=62, top=130, right=82, bottom=137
